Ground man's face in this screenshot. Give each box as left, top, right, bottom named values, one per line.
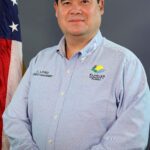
left=54, top=0, right=104, bottom=37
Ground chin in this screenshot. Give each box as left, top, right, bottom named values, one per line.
left=67, top=30, right=87, bottom=37
left=70, top=33, right=84, bottom=36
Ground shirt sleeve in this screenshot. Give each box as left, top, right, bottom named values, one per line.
left=2, top=57, right=39, bottom=150
left=91, top=56, right=150, bottom=150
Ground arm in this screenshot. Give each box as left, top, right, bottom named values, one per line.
left=91, top=57, right=150, bottom=150
left=2, top=58, right=39, bottom=150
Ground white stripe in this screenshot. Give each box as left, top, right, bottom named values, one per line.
left=2, top=132, right=9, bottom=150
left=5, top=40, right=22, bottom=107
left=2, top=40, right=23, bottom=150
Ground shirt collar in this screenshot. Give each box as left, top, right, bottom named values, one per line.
left=57, top=36, right=66, bottom=57
left=57, top=30, right=103, bottom=59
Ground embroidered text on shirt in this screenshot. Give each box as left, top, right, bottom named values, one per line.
left=33, top=70, right=53, bottom=77
left=89, top=65, right=105, bottom=80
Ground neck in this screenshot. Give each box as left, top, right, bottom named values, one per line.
left=65, top=30, right=98, bottom=59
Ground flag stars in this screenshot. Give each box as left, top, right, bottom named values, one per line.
left=11, top=0, right=18, bottom=6
left=9, top=22, right=19, bottom=32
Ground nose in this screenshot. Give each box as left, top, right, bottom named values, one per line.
left=69, top=4, right=82, bottom=15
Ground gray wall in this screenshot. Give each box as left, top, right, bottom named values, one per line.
left=18, top=0, right=150, bottom=148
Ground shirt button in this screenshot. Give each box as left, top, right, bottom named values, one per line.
left=48, top=139, right=52, bottom=143
left=61, top=92, right=64, bottom=96
left=66, top=69, right=70, bottom=74
left=81, top=57, right=86, bottom=61
left=54, top=115, right=58, bottom=120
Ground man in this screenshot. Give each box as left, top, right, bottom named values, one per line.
left=2, top=0, right=150, bottom=149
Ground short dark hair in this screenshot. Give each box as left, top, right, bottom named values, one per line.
left=55, top=0, right=100, bottom=4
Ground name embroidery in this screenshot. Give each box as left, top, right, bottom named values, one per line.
left=33, top=70, right=53, bottom=77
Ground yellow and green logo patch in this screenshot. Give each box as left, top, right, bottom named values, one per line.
left=92, top=65, right=104, bottom=73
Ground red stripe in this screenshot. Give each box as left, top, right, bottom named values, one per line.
left=0, top=39, right=12, bottom=149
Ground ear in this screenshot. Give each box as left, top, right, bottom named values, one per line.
left=99, top=0, right=104, bottom=15
left=54, top=2, right=58, bottom=18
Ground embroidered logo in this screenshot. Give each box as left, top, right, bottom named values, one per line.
left=89, top=65, right=105, bottom=80
left=92, top=65, right=105, bottom=73
left=33, top=70, right=53, bottom=77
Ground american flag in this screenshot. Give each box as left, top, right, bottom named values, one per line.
left=0, top=0, right=23, bottom=149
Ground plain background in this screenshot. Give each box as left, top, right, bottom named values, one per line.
left=18, top=0, right=150, bottom=149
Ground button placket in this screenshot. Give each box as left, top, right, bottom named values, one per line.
left=46, top=57, right=78, bottom=149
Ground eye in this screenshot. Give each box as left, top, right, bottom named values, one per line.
left=81, top=0, right=90, bottom=4
left=62, top=1, right=71, bottom=5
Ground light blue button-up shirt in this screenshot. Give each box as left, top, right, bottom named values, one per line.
left=3, top=30, right=150, bottom=150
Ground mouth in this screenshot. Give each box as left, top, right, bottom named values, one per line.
left=69, top=19, right=84, bottom=22
left=68, top=20, right=85, bottom=24
left=68, top=18, right=85, bottom=23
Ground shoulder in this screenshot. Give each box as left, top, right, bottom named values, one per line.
left=30, top=45, right=58, bottom=66
left=102, top=38, right=141, bottom=65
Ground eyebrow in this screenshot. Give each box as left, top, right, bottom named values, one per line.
left=61, top=0, right=71, bottom=2
left=61, top=0, right=67, bottom=2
